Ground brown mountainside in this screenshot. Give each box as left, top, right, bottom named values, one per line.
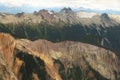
left=0, top=33, right=119, bottom=80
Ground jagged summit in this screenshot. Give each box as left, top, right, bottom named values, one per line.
left=101, top=13, right=111, bottom=22
left=60, top=7, right=73, bottom=13
left=15, top=12, right=25, bottom=17
left=0, top=8, right=119, bottom=25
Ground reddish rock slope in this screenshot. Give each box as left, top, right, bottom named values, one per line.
left=0, top=33, right=119, bottom=80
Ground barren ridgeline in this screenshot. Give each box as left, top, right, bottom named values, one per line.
left=0, top=33, right=119, bottom=80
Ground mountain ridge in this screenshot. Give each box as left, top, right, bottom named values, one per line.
left=0, top=8, right=120, bottom=24
left=0, top=33, right=119, bottom=80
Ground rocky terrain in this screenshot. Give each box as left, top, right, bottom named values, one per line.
left=0, top=8, right=119, bottom=25
left=0, top=8, right=120, bottom=80
left=0, top=33, right=120, bottom=80
left=1, top=8, right=120, bottom=56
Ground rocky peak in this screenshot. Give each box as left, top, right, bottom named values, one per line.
left=36, top=9, right=53, bottom=15
left=39, top=9, right=48, bottom=13
left=15, top=12, right=24, bottom=17
left=101, top=13, right=111, bottom=22
left=100, top=13, right=118, bottom=26
left=60, top=7, right=73, bottom=14
left=33, top=11, right=37, bottom=15
left=31, top=9, right=56, bottom=24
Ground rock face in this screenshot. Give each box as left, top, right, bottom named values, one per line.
left=0, top=33, right=17, bottom=80
left=0, top=33, right=119, bottom=80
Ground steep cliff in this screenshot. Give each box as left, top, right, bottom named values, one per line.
left=0, top=33, right=17, bottom=80
left=0, top=33, right=119, bottom=80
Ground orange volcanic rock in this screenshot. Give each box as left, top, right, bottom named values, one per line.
left=0, top=33, right=17, bottom=80
left=0, top=33, right=119, bottom=80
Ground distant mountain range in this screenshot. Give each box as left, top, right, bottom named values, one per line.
left=0, top=7, right=120, bottom=24
left=0, top=4, right=120, bottom=15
